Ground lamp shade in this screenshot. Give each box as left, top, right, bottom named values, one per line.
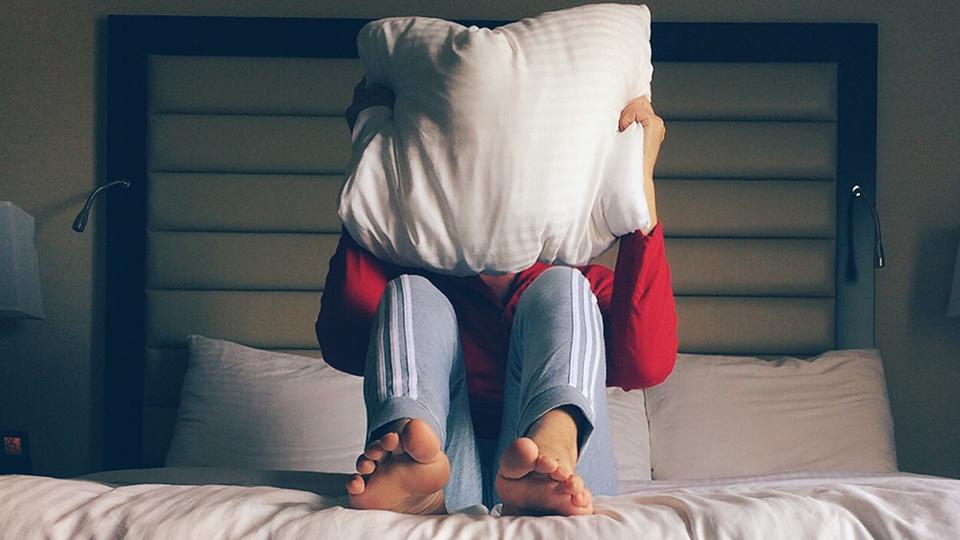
left=950, top=244, right=960, bottom=317
left=0, top=201, right=44, bottom=319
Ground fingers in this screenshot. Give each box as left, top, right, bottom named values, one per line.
left=618, top=109, right=638, bottom=132
left=349, top=76, right=395, bottom=112
left=620, top=108, right=660, bottom=133
left=619, top=97, right=641, bottom=131
left=629, top=95, right=653, bottom=113
left=618, top=97, right=662, bottom=133
left=632, top=106, right=660, bottom=129
left=618, top=103, right=648, bottom=131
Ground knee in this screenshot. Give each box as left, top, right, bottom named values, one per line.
left=386, top=274, right=432, bottom=293
left=516, top=266, right=593, bottom=316
left=384, top=274, right=455, bottom=319
left=385, top=274, right=441, bottom=302
left=530, top=266, right=583, bottom=294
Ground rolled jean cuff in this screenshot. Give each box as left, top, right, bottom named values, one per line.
left=366, top=396, right=445, bottom=445
left=516, top=385, right=596, bottom=457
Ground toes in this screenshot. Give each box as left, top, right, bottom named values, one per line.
left=346, top=474, right=366, bottom=495
left=356, top=458, right=376, bottom=475
left=379, top=432, right=401, bottom=452
left=499, top=438, right=540, bottom=479
left=572, top=487, right=592, bottom=508
left=562, top=473, right=584, bottom=495
left=549, top=461, right=573, bottom=482
left=400, top=419, right=442, bottom=464
left=363, top=431, right=401, bottom=460
left=363, top=442, right=387, bottom=461
left=534, top=454, right=560, bottom=475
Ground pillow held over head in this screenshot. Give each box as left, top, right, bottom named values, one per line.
left=339, top=4, right=654, bottom=275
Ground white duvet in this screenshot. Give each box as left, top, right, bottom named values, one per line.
left=2, top=468, right=959, bottom=539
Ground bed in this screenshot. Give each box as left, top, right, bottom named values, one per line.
left=2, top=11, right=959, bottom=540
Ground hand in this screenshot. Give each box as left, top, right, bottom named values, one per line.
left=345, top=76, right=396, bottom=130
left=618, top=96, right=666, bottom=176
left=618, top=96, right=665, bottom=232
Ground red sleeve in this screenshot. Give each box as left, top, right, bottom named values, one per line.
left=582, top=224, right=678, bottom=389
left=316, top=230, right=402, bottom=376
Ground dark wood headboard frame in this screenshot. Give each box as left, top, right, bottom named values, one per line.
left=103, top=15, right=877, bottom=470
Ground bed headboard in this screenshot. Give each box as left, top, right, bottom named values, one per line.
left=103, top=16, right=877, bottom=470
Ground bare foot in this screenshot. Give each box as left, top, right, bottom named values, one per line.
left=346, top=418, right=449, bottom=514
left=496, top=410, right=594, bottom=516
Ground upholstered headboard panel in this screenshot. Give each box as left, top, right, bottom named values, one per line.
left=105, top=17, right=877, bottom=469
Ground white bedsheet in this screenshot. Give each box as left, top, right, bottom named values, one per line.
left=2, top=469, right=959, bottom=539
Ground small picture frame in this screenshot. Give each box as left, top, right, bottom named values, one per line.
left=1, top=431, right=32, bottom=475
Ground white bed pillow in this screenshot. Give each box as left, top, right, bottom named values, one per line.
left=339, top=4, right=653, bottom=275
left=165, top=337, right=653, bottom=481
left=165, top=335, right=366, bottom=473
left=644, top=349, right=898, bottom=480
left=606, top=386, right=652, bottom=483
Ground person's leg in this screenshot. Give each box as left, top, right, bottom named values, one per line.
left=493, top=266, right=617, bottom=515
left=347, top=274, right=483, bottom=514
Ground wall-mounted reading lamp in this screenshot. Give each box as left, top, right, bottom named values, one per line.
left=846, top=184, right=885, bottom=282
left=72, top=179, right=130, bottom=233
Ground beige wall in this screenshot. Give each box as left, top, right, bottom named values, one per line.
left=1, top=0, right=958, bottom=478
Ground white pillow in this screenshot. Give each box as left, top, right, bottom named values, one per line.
left=339, top=4, right=653, bottom=275
left=165, top=337, right=653, bottom=481
left=606, top=386, right=652, bottom=483
left=644, top=350, right=898, bottom=480
left=165, top=336, right=366, bottom=473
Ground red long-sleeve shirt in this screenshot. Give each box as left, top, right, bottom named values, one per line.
left=316, top=226, right=678, bottom=438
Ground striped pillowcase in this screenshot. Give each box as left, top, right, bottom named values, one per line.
left=340, top=4, right=654, bottom=275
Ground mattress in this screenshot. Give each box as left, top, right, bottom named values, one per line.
left=2, top=468, right=958, bottom=539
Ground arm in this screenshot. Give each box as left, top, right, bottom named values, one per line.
left=619, top=96, right=665, bottom=232
left=317, top=79, right=401, bottom=374
left=606, top=226, right=678, bottom=388
left=316, top=230, right=401, bottom=375
left=584, top=225, right=677, bottom=390
left=602, top=96, right=677, bottom=388
left=345, top=76, right=395, bottom=132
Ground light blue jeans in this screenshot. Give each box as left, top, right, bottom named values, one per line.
left=363, top=267, right=617, bottom=512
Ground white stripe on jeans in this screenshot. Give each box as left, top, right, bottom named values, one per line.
left=586, top=294, right=602, bottom=408
left=401, top=275, right=418, bottom=400
left=377, top=295, right=388, bottom=401
left=389, top=282, right=402, bottom=398
left=568, top=270, right=582, bottom=389
left=581, top=278, right=594, bottom=401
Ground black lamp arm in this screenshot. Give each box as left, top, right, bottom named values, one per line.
left=847, top=184, right=886, bottom=282
left=72, top=179, right=131, bottom=233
